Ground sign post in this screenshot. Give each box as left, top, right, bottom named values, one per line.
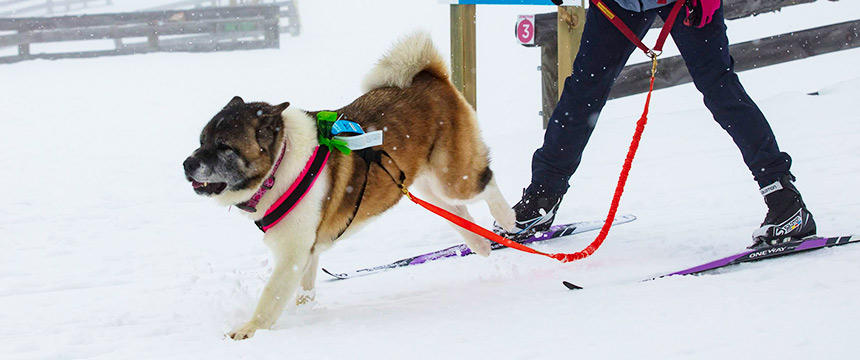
left=557, top=2, right=585, bottom=101
left=450, top=4, right=478, bottom=110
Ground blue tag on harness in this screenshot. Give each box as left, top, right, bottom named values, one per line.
left=331, top=120, right=365, bottom=135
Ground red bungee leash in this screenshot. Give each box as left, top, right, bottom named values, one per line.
left=402, top=0, right=685, bottom=263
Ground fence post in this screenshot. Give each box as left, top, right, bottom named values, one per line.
left=543, top=2, right=585, bottom=128
left=147, top=21, right=159, bottom=51
left=18, top=43, right=30, bottom=57
left=112, top=24, right=123, bottom=50
left=264, top=7, right=280, bottom=48
left=540, top=40, right=558, bottom=128
left=450, top=4, right=477, bottom=110
left=556, top=3, right=584, bottom=98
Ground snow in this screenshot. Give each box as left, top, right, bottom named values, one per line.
left=1, top=1, right=859, bottom=359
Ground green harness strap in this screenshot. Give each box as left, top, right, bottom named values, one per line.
left=316, top=111, right=351, bottom=155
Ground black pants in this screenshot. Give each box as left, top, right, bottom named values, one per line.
left=530, top=1, right=791, bottom=194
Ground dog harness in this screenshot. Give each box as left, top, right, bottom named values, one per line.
left=233, top=125, right=331, bottom=232
left=233, top=133, right=331, bottom=234
left=254, top=145, right=331, bottom=232
left=238, top=111, right=382, bottom=233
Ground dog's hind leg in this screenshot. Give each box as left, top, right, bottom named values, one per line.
left=425, top=163, right=515, bottom=234
left=296, top=252, right=319, bottom=306
left=426, top=147, right=514, bottom=233
left=413, top=179, right=492, bottom=257
left=479, top=176, right=515, bottom=232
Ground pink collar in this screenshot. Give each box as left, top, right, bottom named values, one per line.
left=235, top=142, right=288, bottom=213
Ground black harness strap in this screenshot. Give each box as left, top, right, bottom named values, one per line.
left=255, top=146, right=331, bottom=232
left=333, top=148, right=406, bottom=240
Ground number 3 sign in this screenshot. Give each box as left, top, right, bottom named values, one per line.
left=516, top=15, right=535, bottom=45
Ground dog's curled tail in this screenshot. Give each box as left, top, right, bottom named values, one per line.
left=362, top=31, right=449, bottom=92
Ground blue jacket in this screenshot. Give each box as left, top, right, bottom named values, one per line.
left=613, top=0, right=677, bottom=12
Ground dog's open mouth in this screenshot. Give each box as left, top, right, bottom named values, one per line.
left=191, top=180, right=227, bottom=195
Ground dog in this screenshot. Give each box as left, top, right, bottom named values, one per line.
left=183, top=32, right=515, bottom=340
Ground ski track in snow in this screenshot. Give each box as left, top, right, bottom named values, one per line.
left=1, top=1, right=858, bottom=359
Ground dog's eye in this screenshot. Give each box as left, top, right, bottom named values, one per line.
left=216, top=143, right=235, bottom=153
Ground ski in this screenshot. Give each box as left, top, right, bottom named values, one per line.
left=323, top=214, right=637, bottom=280
left=662, top=235, right=858, bottom=277
left=563, top=235, right=858, bottom=290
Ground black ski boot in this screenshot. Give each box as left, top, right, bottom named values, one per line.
left=750, top=174, right=816, bottom=248
left=495, top=186, right=564, bottom=239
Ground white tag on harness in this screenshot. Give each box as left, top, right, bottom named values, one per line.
left=334, top=130, right=383, bottom=150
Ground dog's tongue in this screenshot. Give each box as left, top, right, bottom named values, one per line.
left=192, top=180, right=205, bottom=189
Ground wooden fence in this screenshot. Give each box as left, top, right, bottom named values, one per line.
left=0, top=0, right=112, bottom=18
left=146, top=0, right=300, bottom=35
left=611, top=19, right=860, bottom=99
left=0, top=4, right=280, bottom=64
left=523, top=0, right=858, bottom=126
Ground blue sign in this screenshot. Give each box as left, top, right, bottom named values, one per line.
left=451, top=0, right=558, bottom=5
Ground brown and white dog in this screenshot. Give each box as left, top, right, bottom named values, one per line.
left=183, top=32, right=515, bottom=340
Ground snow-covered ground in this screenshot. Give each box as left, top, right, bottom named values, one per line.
left=1, top=1, right=858, bottom=359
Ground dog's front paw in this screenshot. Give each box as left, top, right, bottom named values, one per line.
left=296, top=289, right=315, bottom=306
left=228, top=321, right=260, bottom=340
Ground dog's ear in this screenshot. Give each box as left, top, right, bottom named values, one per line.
left=258, top=102, right=288, bottom=125
left=256, top=102, right=288, bottom=150
left=268, top=102, right=290, bottom=116
left=255, top=102, right=289, bottom=119
left=225, top=96, right=245, bottom=109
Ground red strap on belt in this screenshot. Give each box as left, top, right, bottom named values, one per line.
left=589, top=0, right=686, bottom=56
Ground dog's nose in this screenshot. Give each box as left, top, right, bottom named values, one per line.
left=183, top=156, right=200, bottom=176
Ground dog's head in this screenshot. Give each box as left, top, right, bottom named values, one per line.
left=183, top=96, right=289, bottom=197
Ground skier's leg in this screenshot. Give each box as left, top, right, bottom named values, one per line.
left=664, top=6, right=815, bottom=244
left=662, top=6, right=790, bottom=187
left=507, top=1, right=657, bottom=236
left=530, top=0, right=657, bottom=195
